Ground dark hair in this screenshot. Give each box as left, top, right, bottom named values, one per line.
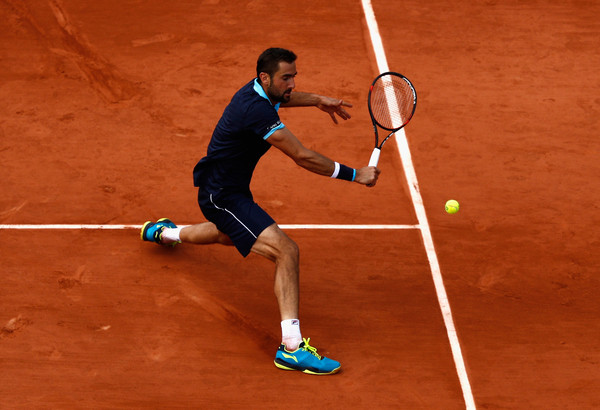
left=256, top=48, right=297, bottom=83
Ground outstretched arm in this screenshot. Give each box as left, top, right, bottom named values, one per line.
left=267, top=127, right=380, bottom=187
left=280, top=92, right=352, bottom=124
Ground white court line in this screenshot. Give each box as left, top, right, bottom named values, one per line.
left=361, top=1, right=476, bottom=409
left=0, top=224, right=419, bottom=230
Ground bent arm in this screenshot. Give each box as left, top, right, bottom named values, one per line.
left=267, top=127, right=380, bottom=186
left=268, top=127, right=334, bottom=176
left=280, top=91, right=322, bottom=107
left=280, top=92, right=352, bottom=124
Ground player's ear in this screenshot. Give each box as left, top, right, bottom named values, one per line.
left=259, top=72, right=270, bottom=87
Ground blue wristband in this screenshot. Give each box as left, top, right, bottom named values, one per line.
left=337, top=164, right=356, bottom=182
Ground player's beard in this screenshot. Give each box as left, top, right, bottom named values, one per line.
left=268, top=85, right=292, bottom=103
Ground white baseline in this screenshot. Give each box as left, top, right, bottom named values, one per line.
left=0, top=224, right=419, bottom=230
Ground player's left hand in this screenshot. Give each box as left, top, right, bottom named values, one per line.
left=316, top=97, right=352, bottom=124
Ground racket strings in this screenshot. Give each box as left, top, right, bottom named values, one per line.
left=370, top=75, right=415, bottom=130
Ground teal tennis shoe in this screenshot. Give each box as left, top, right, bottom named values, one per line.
left=140, top=218, right=177, bottom=245
left=274, top=338, right=341, bottom=375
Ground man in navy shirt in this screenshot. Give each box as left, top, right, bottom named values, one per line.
left=142, top=48, right=379, bottom=375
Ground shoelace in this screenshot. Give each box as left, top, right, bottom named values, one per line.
left=300, top=337, right=322, bottom=360
left=155, top=226, right=164, bottom=243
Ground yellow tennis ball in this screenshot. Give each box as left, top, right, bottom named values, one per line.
left=445, top=199, right=459, bottom=214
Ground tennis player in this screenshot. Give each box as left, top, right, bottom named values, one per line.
left=142, top=47, right=380, bottom=375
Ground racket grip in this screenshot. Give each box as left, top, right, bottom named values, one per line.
left=368, top=147, right=381, bottom=167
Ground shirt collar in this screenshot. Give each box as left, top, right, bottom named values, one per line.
left=253, top=78, right=281, bottom=110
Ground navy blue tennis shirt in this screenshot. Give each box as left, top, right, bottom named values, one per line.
left=193, top=78, right=285, bottom=195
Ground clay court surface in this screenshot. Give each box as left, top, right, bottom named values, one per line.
left=1, top=0, right=599, bottom=408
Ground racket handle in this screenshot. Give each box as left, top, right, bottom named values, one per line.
left=368, top=147, right=381, bottom=167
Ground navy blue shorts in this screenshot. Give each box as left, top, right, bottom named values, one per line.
left=197, top=188, right=275, bottom=257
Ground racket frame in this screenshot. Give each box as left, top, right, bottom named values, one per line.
left=367, top=72, right=417, bottom=166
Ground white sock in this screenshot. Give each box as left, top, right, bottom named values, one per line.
left=281, top=319, right=302, bottom=351
left=161, top=227, right=182, bottom=244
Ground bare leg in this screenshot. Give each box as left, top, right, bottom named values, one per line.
left=179, top=222, right=234, bottom=246
left=250, top=224, right=299, bottom=320
left=172, top=221, right=300, bottom=347
left=175, top=222, right=298, bottom=318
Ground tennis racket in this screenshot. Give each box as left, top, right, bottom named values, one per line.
left=367, top=72, right=417, bottom=167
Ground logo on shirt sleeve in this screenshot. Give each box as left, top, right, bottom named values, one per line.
left=268, top=121, right=282, bottom=131
left=263, top=120, right=285, bottom=140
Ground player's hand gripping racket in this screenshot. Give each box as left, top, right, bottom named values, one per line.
left=367, top=72, right=417, bottom=167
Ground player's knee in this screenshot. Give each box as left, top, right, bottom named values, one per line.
left=281, top=237, right=299, bottom=262
left=269, top=231, right=298, bottom=263
left=252, top=225, right=298, bottom=262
